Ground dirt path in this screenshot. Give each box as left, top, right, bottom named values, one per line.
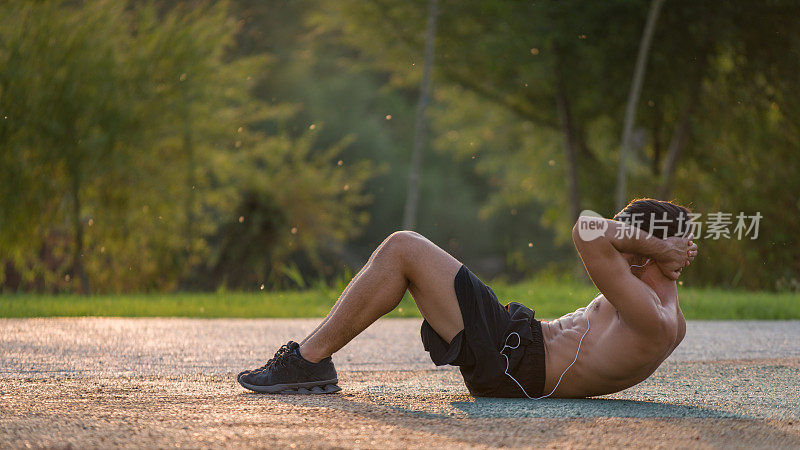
left=1, top=318, right=799, bottom=448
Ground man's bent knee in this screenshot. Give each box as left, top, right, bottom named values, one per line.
left=378, top=230, right=424, bottom=264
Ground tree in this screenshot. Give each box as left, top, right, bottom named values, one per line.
left=614, top=0, right=666, bottom=211
left=401, top=0, right=438, bottom=230
left=0, top=0, right=375, bottom=292
left=0, top=1, right=142, bottom=293
left=320, top=0, right=800, bottom=288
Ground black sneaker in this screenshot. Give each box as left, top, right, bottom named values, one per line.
left=237, top=341, right=340, bottom=394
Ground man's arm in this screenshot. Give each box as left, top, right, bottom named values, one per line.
left=571, top=216, right=694, bottom=336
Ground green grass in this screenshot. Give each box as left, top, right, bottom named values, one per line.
left=491, top=279, right=800, bottom=320
left=1, top=279, right=798, bottom=320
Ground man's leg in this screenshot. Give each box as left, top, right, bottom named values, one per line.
left=298, top=230, right=465, bottom=362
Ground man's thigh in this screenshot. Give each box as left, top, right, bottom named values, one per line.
left=401, top=233, right=465, bottom=343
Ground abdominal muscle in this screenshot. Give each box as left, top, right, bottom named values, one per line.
left=539, top=296, right=673, bottom=398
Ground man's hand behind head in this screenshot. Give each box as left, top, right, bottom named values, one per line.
left=655, top=234, right=698, bottom=281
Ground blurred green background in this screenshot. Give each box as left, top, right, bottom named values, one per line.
left=1, top=0, right=798, bottom=299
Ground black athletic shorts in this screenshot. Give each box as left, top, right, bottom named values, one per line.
left=420, top=264, right=546, bottom=398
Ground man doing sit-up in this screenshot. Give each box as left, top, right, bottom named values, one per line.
left=238, top=198, right=698, bottom=398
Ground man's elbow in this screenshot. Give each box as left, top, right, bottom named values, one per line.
left=571, top=221, right=583, bottom=247
left=572, top=216, right=604, bottom=247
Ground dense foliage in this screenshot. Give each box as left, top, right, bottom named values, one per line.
left=1, top=0, right=797, bottom=292
left=0, top=1, right=371, bottom=292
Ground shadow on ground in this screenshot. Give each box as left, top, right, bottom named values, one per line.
left=451, top=397, right=740, bottom=419
left=259, top=387, right=741, bottom=421
left=264, top=361, right=800, bottom=421
left=253, top=369, right=799, bottom=448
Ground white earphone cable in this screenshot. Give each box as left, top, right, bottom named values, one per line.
left=502, top=259, right=650, bottom=399
left=501, top=312, right=589, bottom=399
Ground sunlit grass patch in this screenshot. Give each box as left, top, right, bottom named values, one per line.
left=1, top=279, right=798, bottom=319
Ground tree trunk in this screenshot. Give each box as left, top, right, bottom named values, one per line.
left=402, top=0, right=438, bottom=230
left=658, top=111, right=691, bottom=199
left=659, top=56, right=706, bottom=199
left=552, top=48, right=582, bottom=222
left=70, top=173, right=90, bottom=294
left=614, top=0, right=666, bottom=211
left=659, top=93, right=701, bottom=198
left=651, top=104, right=663, bottom=176
left=183, top=122, right=196, bottom=256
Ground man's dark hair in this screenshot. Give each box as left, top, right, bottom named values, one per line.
left=613, top=198, right=691, bottom=239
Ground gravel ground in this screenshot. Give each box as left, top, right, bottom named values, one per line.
left=1, top=318, right=799, bottom=448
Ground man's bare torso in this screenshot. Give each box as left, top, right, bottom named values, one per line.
left=539, top=285, right=686, bottom=398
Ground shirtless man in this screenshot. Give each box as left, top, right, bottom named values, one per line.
left=238, top=198, right=698, bottom=398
